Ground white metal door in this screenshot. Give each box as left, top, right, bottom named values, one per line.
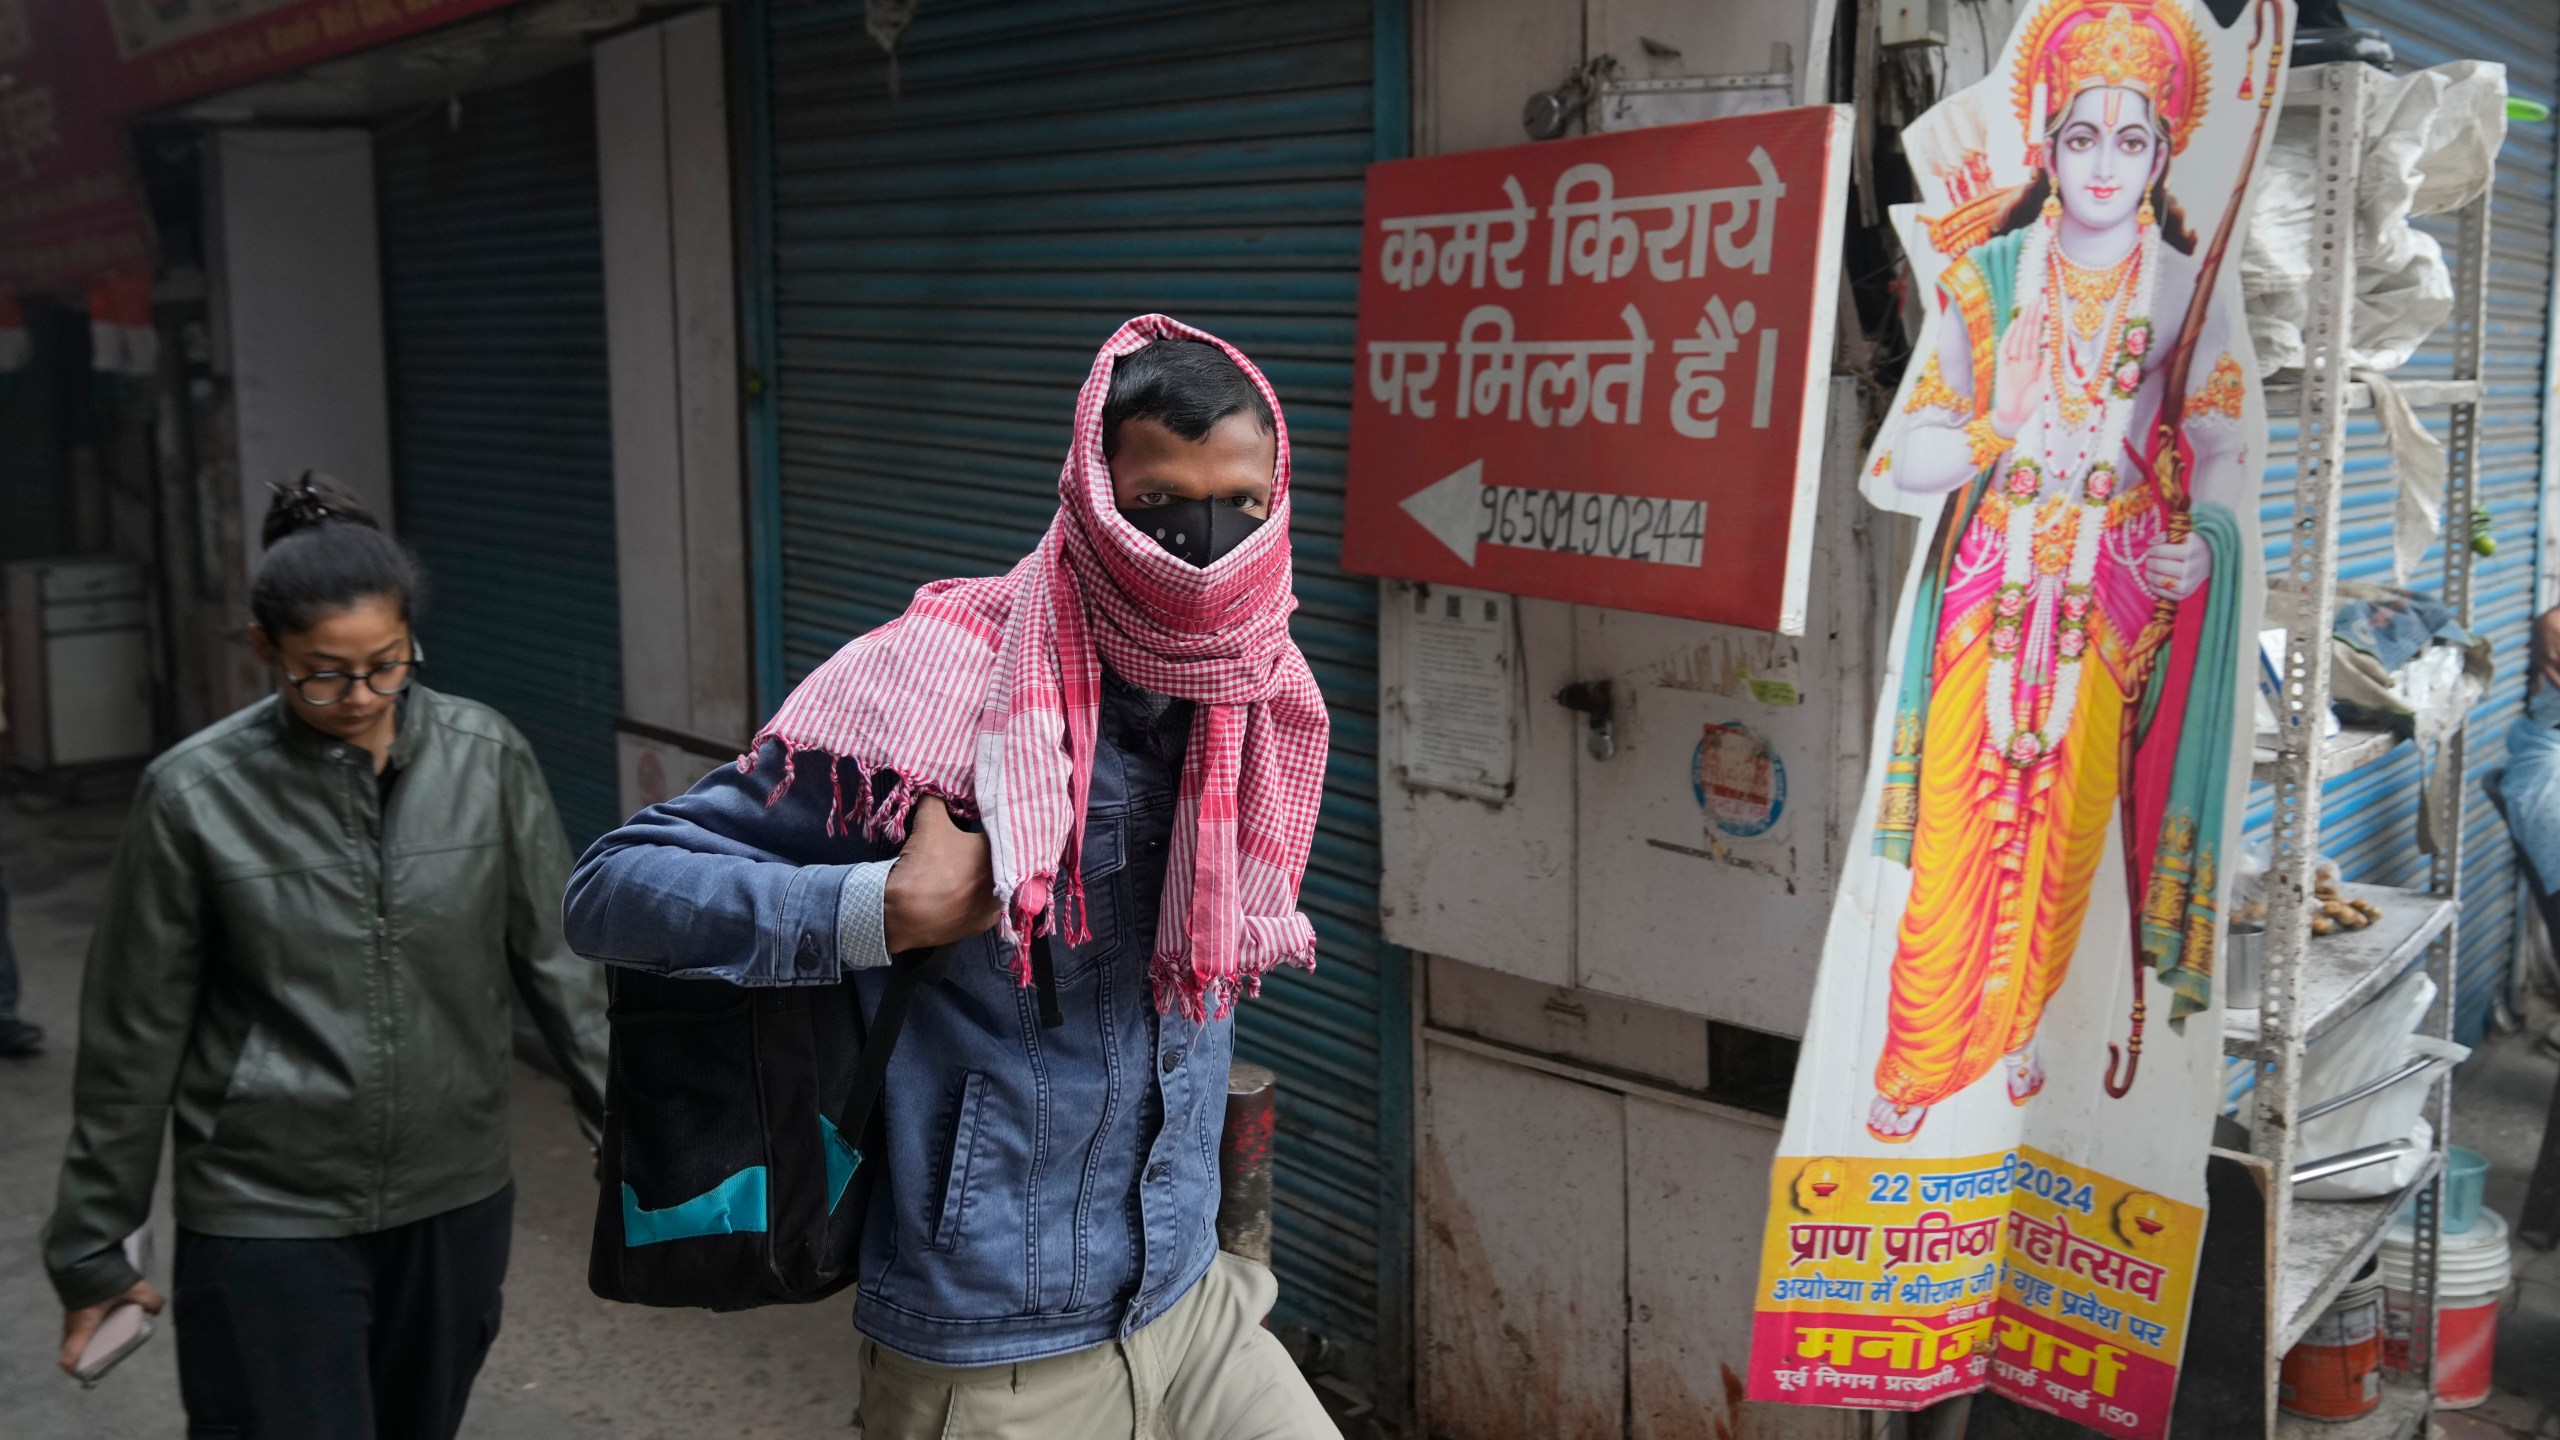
left=1569, top=380, right=1881, bottom=1031
left=48, top=628, right=153, bottom=766
left=1569, top=606, right=1839, bottom=1030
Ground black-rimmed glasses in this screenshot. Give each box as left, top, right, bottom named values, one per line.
left=285, top=643, right=425, bottom=706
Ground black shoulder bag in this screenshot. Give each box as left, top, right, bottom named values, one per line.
left=588, top=931, right=1064, bottom=1311
left=587, top=943, right=955, bottom=1310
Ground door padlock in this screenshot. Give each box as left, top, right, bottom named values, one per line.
left=1555, top=680, right=1615, bottom=761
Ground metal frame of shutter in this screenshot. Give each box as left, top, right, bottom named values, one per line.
left=2243, top=10, right=2559, bottom=1043
left=741, top=0, right=1414, bottom=1407
left=379, top=67, right=623, bottom=846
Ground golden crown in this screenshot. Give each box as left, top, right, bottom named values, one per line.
left=2012, top=0, right=2209, bottom=155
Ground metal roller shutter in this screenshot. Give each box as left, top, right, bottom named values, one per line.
left=753, top=0, right=1409, bottom=1398
left=378, top=69, right=623, bottom=846
left=2244, top=10, right=2559, bottom=1042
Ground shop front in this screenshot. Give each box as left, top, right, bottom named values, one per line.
left=14, top=0, right=745, bottom=843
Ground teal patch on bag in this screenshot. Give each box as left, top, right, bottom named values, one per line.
left=623, top=1114, right=861, bottom=1247
left=822, top=1115, right=862, bottom=1214
left=622, top=1167, right=768, bottom=1246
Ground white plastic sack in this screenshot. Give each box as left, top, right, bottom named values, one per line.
left=2397, top=642, right=2476, bottom=745
left=2293, top=970, right=2470, bottom=1199
left=2242, top=61, right=2509, bottom=376
left=2242, top=110, right=2320, bottom=373
left=2365, top=369, right=2448, bottom=583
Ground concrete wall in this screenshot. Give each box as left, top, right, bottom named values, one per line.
left=595, top=9, right=752, bottom=810
left=207, top=130, right=393, bottom=562
left=198, top=129, right=391, bottom=712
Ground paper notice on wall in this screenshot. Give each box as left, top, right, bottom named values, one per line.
left=1396, top=584, right=1515, bottom=802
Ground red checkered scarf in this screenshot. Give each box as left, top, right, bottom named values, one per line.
left=749, top=315, right=1328, bottom=1019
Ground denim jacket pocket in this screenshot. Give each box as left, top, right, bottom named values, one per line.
left=929, top=1070, right=990, bottom=1253
left=988, top=811, right=1126, bottom=984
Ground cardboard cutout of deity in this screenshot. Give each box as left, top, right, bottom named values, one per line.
left=1749, top=4, right=2288, bottom=1436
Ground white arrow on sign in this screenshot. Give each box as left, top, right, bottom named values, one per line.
left=1399, top=459, right=1488, bottom=565
left=1399, top=460, right=1707, bottom=569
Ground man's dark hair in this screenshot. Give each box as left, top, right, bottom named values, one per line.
left=1101, top=338, right=1274, bottom=460
left=250, top=472, right=427, bottom=637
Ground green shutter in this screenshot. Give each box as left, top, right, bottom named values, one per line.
left=378, top=69, right=623, bottom=846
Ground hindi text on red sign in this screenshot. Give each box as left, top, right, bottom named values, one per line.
left=1345, top=107, right=1851, bottom=631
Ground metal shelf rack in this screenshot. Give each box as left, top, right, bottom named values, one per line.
left=2222, top=60, right=2489, bottom=1440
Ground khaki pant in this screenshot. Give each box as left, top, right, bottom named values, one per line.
left=855, top=1253, right=1336, bottom=1440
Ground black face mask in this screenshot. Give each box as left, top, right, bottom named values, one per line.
left=1119, top=498, right=1264, bottom=568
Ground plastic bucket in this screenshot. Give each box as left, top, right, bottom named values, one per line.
left=2435, top=1297, right=2501, bottom=1408
left=2378, top=1208, right=2511, bottom=1403
left=2281, top=1265, right=2386, bottom=1420
left=2444, top=1147, right=2488, bottom=1233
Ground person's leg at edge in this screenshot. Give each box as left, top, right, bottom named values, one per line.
left=0, top=862, right=42, bottom=1055
left=2538, top=889, right=2560, bottom=1055
left=366, top=1184, right=514, bottom=1440
left=1145, top=1252, right=1336, bottom=1440
left=173, top=1228, right=376, bottom=1440
left=856, top=1332, right=1136, bottom=1440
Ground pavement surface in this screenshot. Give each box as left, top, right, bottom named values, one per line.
left=0, top=788, right=863, bottom=1438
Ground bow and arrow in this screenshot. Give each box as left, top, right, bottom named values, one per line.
left=2104, top=0, right=2288, bottom=1098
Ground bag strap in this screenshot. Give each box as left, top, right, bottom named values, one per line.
left=1029, top=930, right=1064, bottom=1029
left=836, top=944, right=951, bottom=1153
left=836, top=930, right=1064, bottom=1162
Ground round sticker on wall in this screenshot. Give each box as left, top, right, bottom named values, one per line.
left=1693, top=722, right=1785, bottom=839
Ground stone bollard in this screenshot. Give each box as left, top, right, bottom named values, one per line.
left=1217, top=1063, right=1276, bottom=1264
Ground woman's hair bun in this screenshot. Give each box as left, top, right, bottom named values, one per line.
left=251, top=472, right=421, bottom=637
left=262, top=472, right=381, bottom=547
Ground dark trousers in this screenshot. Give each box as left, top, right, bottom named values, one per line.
left=174, top=1185, right=514, bottom=1440
left=0, top=861, right=20, bottom=1021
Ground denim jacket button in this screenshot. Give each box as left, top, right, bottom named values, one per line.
left=1159, top=1049, right=1180, bottom=1075
left=795, top=938, right=822, bottom=974
left=1146, top=1161, right=1171, bottom=1184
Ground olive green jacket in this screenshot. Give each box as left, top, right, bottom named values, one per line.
left=44, top=687, right=608, bottom=1310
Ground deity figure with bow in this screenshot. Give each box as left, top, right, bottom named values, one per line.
left=1865, top=0, right=2272, bottom=1141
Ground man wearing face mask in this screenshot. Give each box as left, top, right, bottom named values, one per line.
left=565, top=318, right=1337, bottom=1437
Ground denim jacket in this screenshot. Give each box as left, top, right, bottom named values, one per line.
left=564, top=676, right=1230, bottom=1364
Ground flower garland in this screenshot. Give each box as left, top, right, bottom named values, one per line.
left=1983, top=209, right=2159, bottom=768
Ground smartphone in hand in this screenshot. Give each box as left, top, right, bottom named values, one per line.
left=72, top=1302, right=152, bottom=1389
left=71, top=1227, right=156, bottom=1388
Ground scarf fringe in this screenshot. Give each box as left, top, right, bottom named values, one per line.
left=1053, top=872, right=1093, bottom=949
left=1150, top=937, right=1317, bottom=1023
left=991, top=870, right=1103, bottom=1002
left=741, top=743, right=959, bottom=845
left=1003, top=881, right=1049, bottom=989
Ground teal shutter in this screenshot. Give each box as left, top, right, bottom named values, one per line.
left=753, top=0, right=1408, bottom=1403
left=378, top=69, right=623, bottom=846
left=2247, top=9, right=2558, bottom=1041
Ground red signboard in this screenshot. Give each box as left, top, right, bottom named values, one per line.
left=0, top=0, right=522, bottom=295
left=1343, top=107, right=1852, bottom=633
left=2, top=0, right=151, bottom=293
left=91, top=0, right=525, bottom=115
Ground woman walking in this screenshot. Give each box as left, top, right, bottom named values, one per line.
left=44, top=476, right=607, bottom=1440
